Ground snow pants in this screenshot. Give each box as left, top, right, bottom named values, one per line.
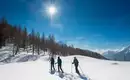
left=51, top=63, right=55, bottom=71
left=75, top=64, right=80, bottom=74
left=58, top=65, right=64, bottom=73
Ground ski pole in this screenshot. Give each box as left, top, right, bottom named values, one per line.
left=71, top=63, right=72, bottom=74
left=71, top=60, right=73, bottom=74
left=79, top=64, right=91, bottom=80
left=79, top=64, right=85, bottom=75
left=71, top=60, right=74, bottom=80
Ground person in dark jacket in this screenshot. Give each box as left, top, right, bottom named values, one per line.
left=72, top=57, right=80, bottom=74
left=57, top=56, right=64, bottom=73
left=50, top=56, right=55, bottom=71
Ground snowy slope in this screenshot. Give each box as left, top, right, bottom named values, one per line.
left=0, top=45, right=130, bottom=80
left=0, top=55, right=130, bottom=80
left=0, top=44, right=46, bottom=64
left=0, top=44, right=13, bottom=62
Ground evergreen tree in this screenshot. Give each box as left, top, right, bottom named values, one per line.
left=22, top=27, right=27, bottom=50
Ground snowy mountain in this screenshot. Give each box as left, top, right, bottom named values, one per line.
left=102, top=50, right=118, bottom=60
left=103, top=46, right=130, bottom=61
left=115, top=46, right=130, bottom=61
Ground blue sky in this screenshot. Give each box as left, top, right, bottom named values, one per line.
left=0, top=0, right=130, bottom=53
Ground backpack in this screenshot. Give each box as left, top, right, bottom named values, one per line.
left=74, top=59, right=79, bottom=65
left=58, top=58, right=62, bottom=65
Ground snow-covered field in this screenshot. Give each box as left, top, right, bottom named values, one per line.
left=0, top=46, right=130, bottom=80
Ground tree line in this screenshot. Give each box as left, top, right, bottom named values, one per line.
left=0, top=18, right=106, bottom=59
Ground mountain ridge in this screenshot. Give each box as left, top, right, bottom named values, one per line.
left=103, top=45, right=130, bottom=61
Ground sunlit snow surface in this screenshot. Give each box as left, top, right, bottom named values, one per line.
left=0, top=46, right=130, bottom=80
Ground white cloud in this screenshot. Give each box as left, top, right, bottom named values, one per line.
left=93, top=34, right=103, bottom=37
left=75, top=37, right=86, bottom=40
left=50, top=23, right=63, bottom=31
left=19, top=0, right=27, bottom=3
left=92, top=49, right=112, bottom=54
left=56, top=36, right=129, bottom=54
left=66, top=39, right=126, bottom=54
left=92, top=47, right=126, bottom=54
left=66, top=39, right=89, bottom=49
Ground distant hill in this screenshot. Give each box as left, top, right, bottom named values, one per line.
left=74, top=48, right=107, bottom=59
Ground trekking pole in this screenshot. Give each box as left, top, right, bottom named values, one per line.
left=71, top=60, right=74, bottom=80
left=71, top=60, right=73, bottom=74
left=79, top=64, right=85, bottom=75
left=79, top=64, right=91, bottom=80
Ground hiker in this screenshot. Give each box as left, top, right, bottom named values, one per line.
left=56, top=56, right=64, bottom=73
left=50, top=56, right=55, bottom=71
left=72, top=57, right=80, bottom=74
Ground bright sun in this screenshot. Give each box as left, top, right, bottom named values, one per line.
left=48, top=6, right=57, bottom=16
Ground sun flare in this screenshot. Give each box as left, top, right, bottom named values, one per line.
left=48, top=6, right=57, bottom=16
